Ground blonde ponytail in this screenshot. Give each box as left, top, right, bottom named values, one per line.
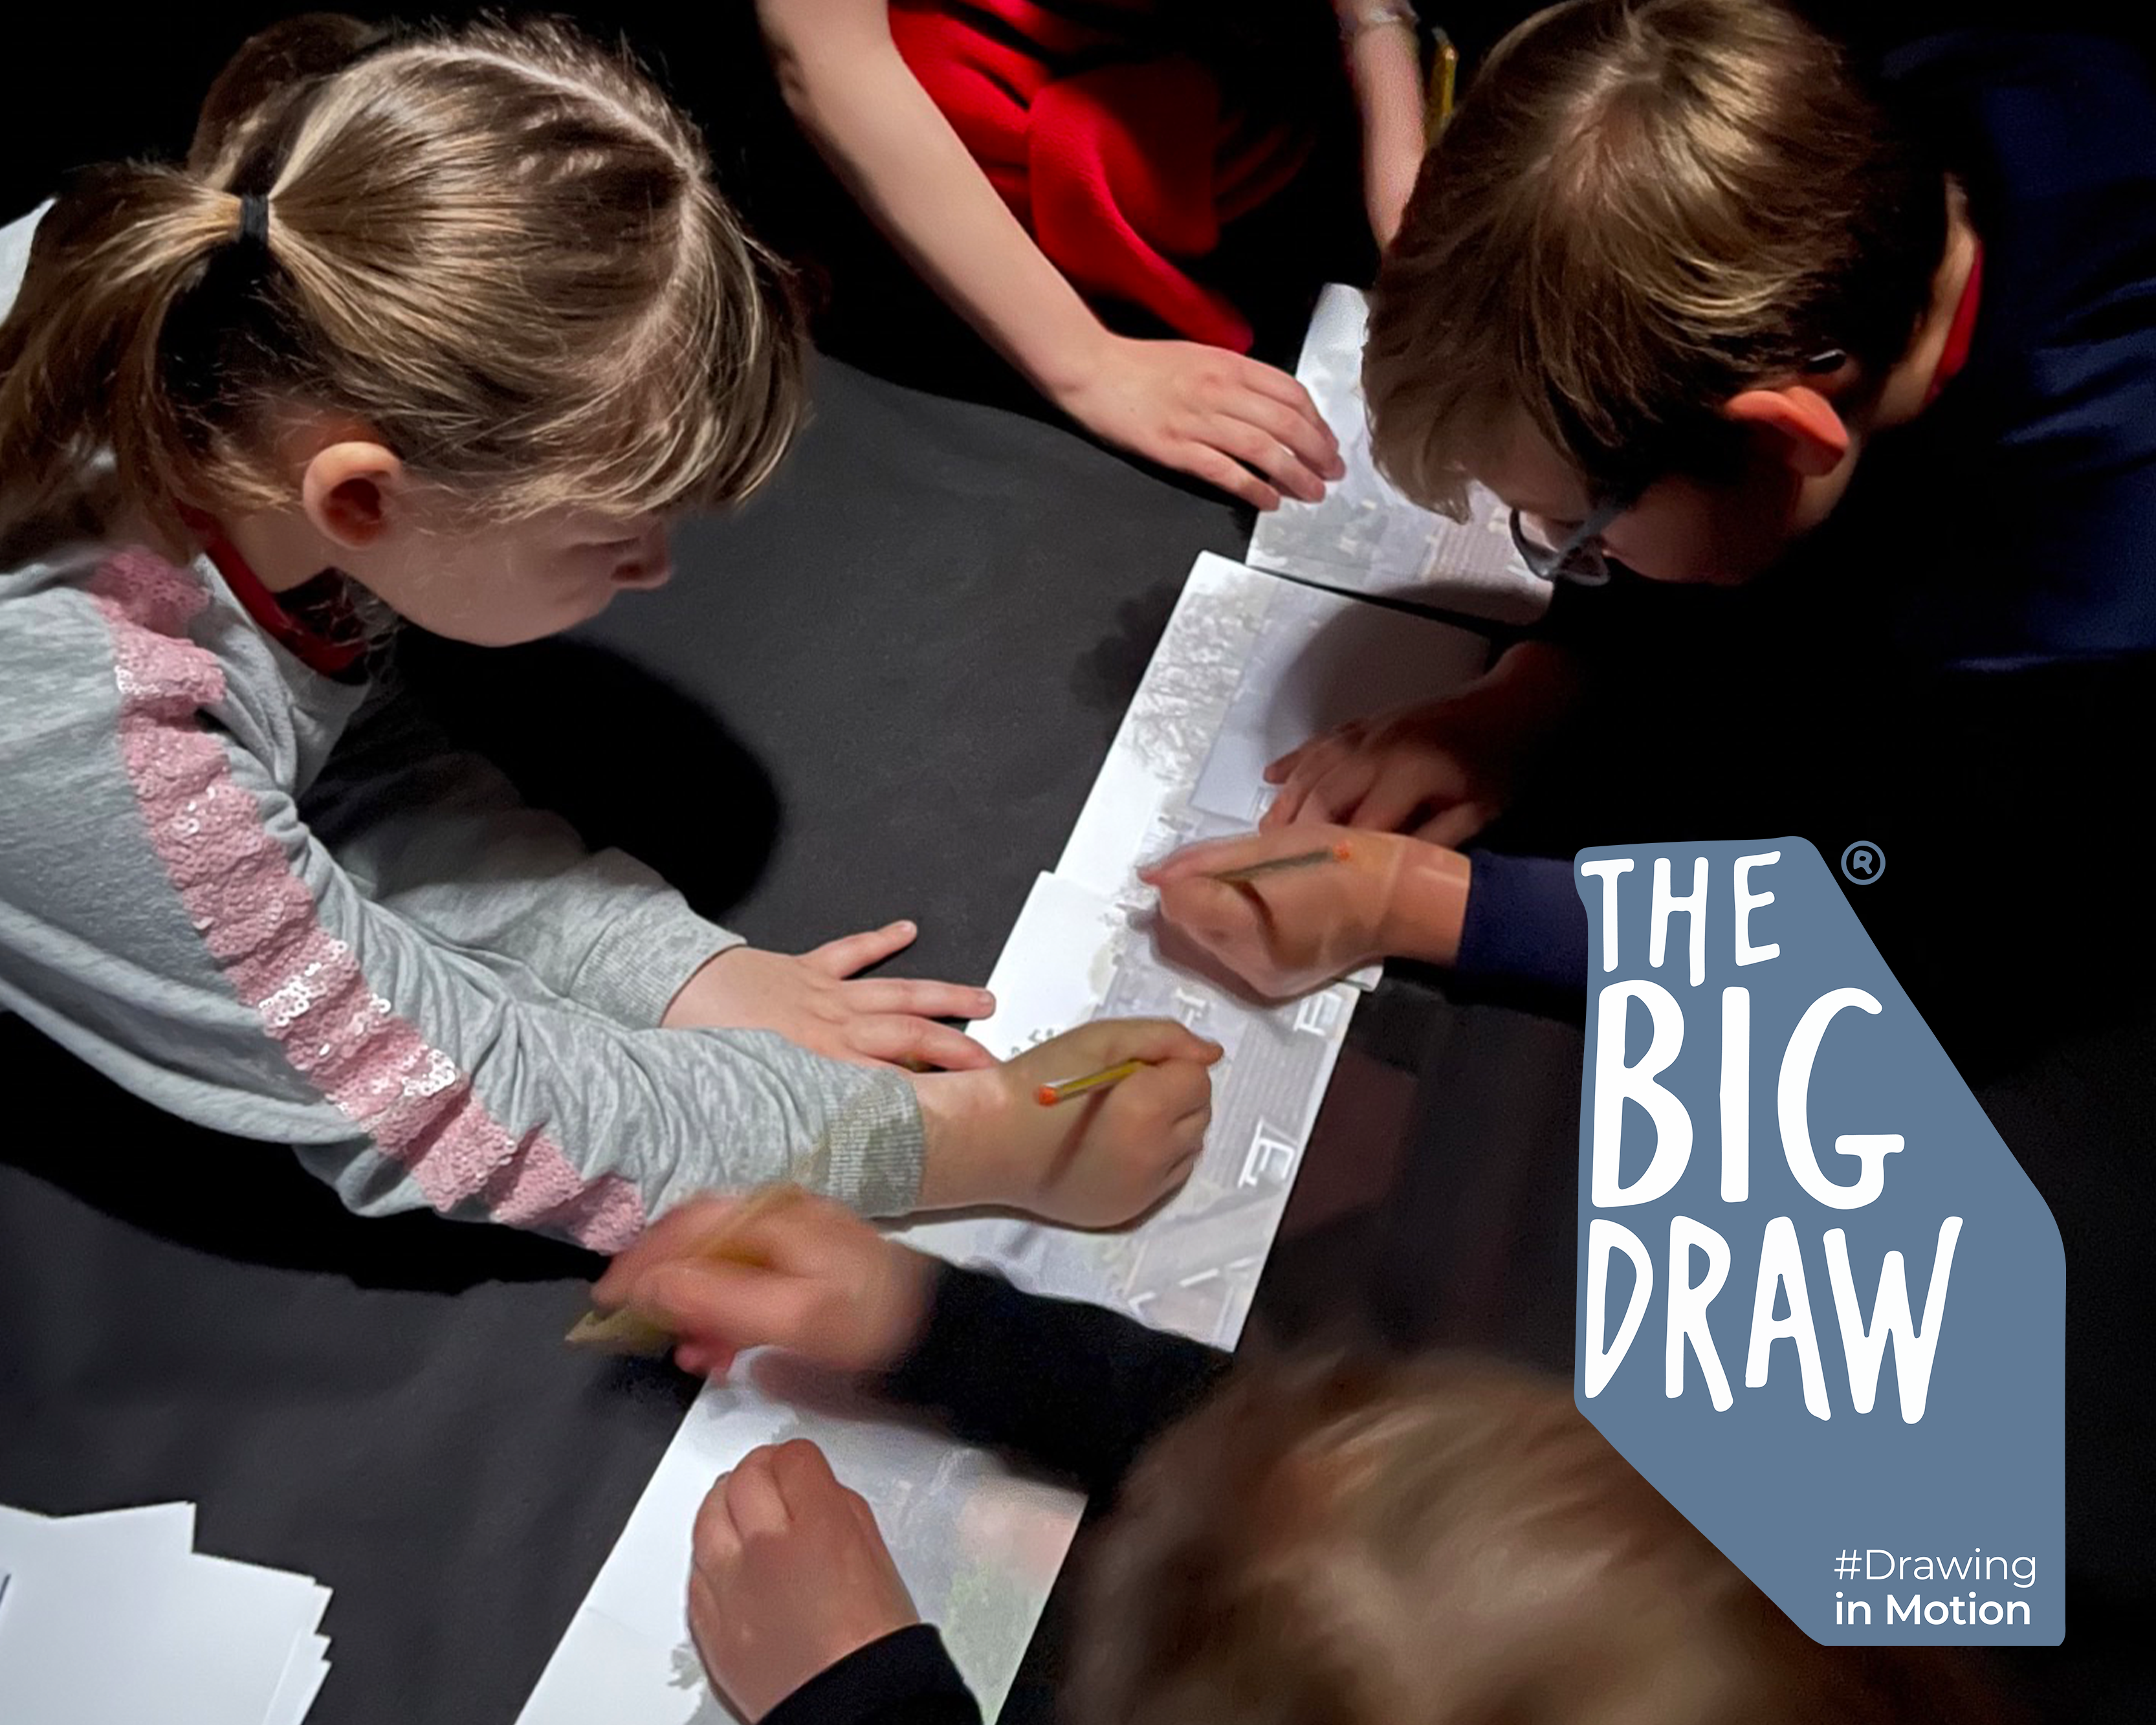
left=0, top=14, right=802, bottom=544
left=0, top=170, right=253, bottom=540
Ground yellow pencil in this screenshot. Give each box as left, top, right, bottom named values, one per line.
left=1208, top=841, right=1353, bottom=886
left=1035, top=1058, right=1150, bottom=1108
left=565, top=1181, right=808, bottom=1356
left=1427, top=30, right=1459, bottom=138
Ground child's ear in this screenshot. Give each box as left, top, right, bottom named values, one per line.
left=300, top=440, right=406, bottom=551
left=1722, top=386, right=1850, bottom=479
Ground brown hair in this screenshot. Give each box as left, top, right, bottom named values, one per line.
left=1365, top=0, right=1946, bottom=516
left=0, top=13, right=802, bottom=545
left=1072, top=1352, right=2018, bottom=1725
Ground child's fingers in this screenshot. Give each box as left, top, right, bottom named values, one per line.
left=1109, top=1066, right=1216, bottom=1150
left=637, top=1258, right=818, bottom=1354
left=1105, top=1053, right=1216, bottom=1114
left=799, top=920, right=918, bottom=978
left=1040, top=1016, right=1223, bottom=1073
left=1238, top=393, right=1343, bottom=489
left=842, top=978, right=996, bottom=1021
left=1152, top=1146, right=1203, bottom=1201
left=596, top=1194, right=752, bottom=1303
left=723, top=1449, right=791, bottom=1537
left=1138, top=832, right=1271, bottom=884
left=674, top=1340, right=740, bottom=1379
left=1154, top=875, right=1262, bottom=947
left=843, top=1487, right=883, bottom=1543
left=1157, top=1109, right=1210, bottom=1170
left=1298, top=756, right=1384, bottom=827
left=861, top=1016, right=997, bottom=1072
left=1235, top=361, right=1341, bottom=459
left=1255, top=787, right=1299, bottom=831
left=692, top=1479, right=745, bottom=1573
left=1416, top=802, right=1491, bottom=848
left=1180, top=441, right=1281, bottom=511
left=1206, top=413, right=1327, bottom=504
left=1263, top=738, right=1358, bottom=827
left=1346, top=764, right=1446, bottom=835
left=1263, top=729, right=1333, bottom=785
left=767, top=1438, right=842, bottom=1516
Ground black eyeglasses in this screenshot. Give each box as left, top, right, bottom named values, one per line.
left=1508, top=349, right=1851, bottom=587
left=1509, top=486, right=1640, bottom=587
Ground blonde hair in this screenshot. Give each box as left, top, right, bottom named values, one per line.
left=1365, top=0, right=1946, bottom=516
left=0, top=14, right=802, bottom=545
left=1072, top=1353, right=2016, bottom=1725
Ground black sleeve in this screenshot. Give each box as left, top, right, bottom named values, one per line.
left=762, top=1625, right=979, bottom=1725
left=875, top=1262, right=1234, bottom=1500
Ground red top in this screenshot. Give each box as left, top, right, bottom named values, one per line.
left=888, top=0, right=1308, bottom=353
left=180, top=510, right=371, bottom=681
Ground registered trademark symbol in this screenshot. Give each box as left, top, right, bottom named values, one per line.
left=1840, top=841, right=1886, bottom=885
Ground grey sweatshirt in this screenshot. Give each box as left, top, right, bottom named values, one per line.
left=0, top=206, right=923, bottom=1251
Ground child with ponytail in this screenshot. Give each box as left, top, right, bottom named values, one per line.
left=0, top=15, right=1218, bottom=1251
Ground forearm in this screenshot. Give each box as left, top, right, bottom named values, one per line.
left=1378, top=840, right=1473, bottom=966
left=303, top=681, right=741, bottom=1027
left=758, top=0, right=1108, bottom=398
left=3, top=772, right=925, bottom=1244
left=1339, top=4, right=1425, bottom=241
left=1345, top=19, right=1425, bottom=166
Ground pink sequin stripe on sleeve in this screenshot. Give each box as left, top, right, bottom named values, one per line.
left=90, top=549, right=648, bottom=1251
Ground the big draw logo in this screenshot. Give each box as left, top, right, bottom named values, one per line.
left=1571, top=840, right=2063, bottom=1645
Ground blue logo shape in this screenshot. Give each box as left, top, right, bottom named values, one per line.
left=1572, top=839, right=2063, bottom=1643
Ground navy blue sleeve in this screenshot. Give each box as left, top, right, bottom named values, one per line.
left=1454, top=851, right=1589, bottom=996
left=762, top=1625, right=980, bottom=1725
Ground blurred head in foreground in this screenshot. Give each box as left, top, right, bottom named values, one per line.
left=1075, top=1353, right=2018, bottom=1725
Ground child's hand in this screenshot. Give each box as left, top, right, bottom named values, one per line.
left=1052, top=335, right=1345, bottom=511
left=593, top=1189, right=935, bottom=1379
left=1264, top=644, right=1583, bottom=842
left=912, top=1019, right=1222, bottom=1226
left=690, top=1440, right=919, bottom=1724
left=1143, top=827, right=1469, bottom=998
left=662, top=922, right=996, bottom=1071
left=1260, top=696, right=1522, bottom=846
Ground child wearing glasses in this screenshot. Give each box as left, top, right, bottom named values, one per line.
left=1147, top=0, right=2156, bottom=1033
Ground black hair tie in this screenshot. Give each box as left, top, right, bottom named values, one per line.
left=236, top=192, right=271, bottom=248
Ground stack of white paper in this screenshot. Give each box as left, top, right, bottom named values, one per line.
left=0, top=1502, right=331, bottom=1725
